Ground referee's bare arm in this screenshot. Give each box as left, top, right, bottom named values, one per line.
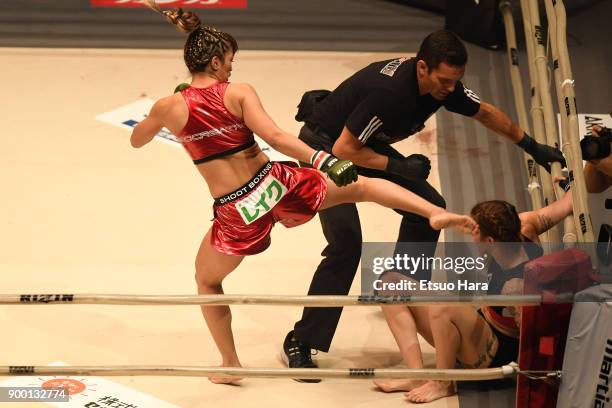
left=472, top=102, right=524, bottom=143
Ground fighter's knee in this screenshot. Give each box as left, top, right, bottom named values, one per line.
left=379, top=271, right=407, bottom=285
left=194, top=263, right=220, bottom=289
left=428, top=305, right=452, bottom=320
left=351, top=177, right=369, bottom=201
left=194, top=270, right=207, bottom=287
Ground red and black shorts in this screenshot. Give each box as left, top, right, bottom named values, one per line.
left=211, top=162, right=328, bottom=256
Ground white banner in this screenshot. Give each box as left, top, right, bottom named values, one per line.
left=96, top=98, right=179, bottom=147
left=0, top=362, right=179, bottom=407
left=557, top=112, right=612, bottom=143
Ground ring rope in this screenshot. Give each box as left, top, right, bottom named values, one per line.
left=2, top=364, right=558, bottom=381
left=0, top=293, right=577, bottom=306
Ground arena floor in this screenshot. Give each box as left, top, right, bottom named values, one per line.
left=0, top=47, right=466, bottom=407
left=2, top=0, right=610, bottom=405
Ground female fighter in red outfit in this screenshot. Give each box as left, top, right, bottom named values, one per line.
left=131, top=1, right=475, bottom=384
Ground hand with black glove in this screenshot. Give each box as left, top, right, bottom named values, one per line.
left=517, top=133, right=566, bottom=173
left=385, top=154, right=431, bottom=180
left=311, top=150, right=358, bottom=187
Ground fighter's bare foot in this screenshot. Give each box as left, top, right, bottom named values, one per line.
left=373, top=379, right=425, bottom=393
left=208, top=375, right=243, bottom=385
left=208, top=364, right=243, bottom=385
left=404, top=380, right=456, bottom=403
left=429, top=211, right=476, bottom=234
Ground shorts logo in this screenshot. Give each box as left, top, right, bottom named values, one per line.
left=380, top=58, right=407, bottom=77
left=236, top=176, right=288, bottom=224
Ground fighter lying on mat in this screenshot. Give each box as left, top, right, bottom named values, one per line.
left=130, top=1, right=475, bottom=384
left=374, top=188, right=573, bottom=403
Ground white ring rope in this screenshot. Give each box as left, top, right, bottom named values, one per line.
left=0, top=293, right=577, bottom=306
left=2, top=364, right=561, bottom=381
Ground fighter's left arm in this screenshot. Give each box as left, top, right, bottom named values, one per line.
left=519, top=190, right=573, bottom=238
left=472, top=102, right=524, bottom=143
left=130, top=98, right=168, bottom=148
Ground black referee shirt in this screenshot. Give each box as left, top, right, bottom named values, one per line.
left=310, top=57, right=481, bottom=145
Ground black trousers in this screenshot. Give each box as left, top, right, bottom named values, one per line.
left=293, top=124, right=446, bottom=352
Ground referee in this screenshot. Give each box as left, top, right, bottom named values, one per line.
left=282, top=30, right=565, bottom=380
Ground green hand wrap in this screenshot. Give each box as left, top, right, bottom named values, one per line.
left=310, top=150, right=358, bottom=187
left=174, top=83, right=190, bottom=93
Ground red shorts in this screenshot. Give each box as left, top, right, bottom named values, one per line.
left=211, top=162, right=328, bottom=256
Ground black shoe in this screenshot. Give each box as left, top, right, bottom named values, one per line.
left=281, top=330, right=321, bottom=383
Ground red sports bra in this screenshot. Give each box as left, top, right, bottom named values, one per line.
left=177, top=82, right=256, bottom=164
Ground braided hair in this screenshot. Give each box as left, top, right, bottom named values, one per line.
left=470, top=200, right=522, bottom=242
left=144, top=0, right=238, bottom=74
